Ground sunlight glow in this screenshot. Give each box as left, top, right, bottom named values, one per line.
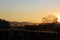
left=57, top=16, right=60, bottom=22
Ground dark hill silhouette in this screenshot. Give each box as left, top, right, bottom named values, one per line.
left=0, top=19, right=10, bottom=29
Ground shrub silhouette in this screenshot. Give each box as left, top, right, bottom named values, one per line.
left=0, top=19, right=10, bottom=29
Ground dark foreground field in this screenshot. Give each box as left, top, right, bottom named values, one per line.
left=24, top=31, right=57, bottom=40
left=0, top=30, right=58, bottom=40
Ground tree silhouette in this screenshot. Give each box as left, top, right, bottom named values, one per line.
left=42, top=15, right=58, bottom=23
left=0, top=19, right=10, bottom=29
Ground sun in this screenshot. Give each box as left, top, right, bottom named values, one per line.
left=56, top=16, right=60, bottom=22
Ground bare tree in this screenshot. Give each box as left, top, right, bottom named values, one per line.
left=42, top=15, right=58, bottom=23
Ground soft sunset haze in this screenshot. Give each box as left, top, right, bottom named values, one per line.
left=0, top=0, right=60, bottom=23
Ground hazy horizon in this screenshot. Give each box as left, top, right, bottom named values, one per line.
left=0, top=0, right=60, bottom=23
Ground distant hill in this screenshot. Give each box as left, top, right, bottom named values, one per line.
left=10, top=21, right=39, bottom=27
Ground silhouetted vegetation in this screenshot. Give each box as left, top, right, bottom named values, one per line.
left=0, top=19, right=10, bottom=29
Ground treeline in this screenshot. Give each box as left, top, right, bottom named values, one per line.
left=24, top=23, right=60, bottom=31
left=0, top=18, right=60, bottom=31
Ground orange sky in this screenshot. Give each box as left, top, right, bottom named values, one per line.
left=0, top=0, right=60, bottom=23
